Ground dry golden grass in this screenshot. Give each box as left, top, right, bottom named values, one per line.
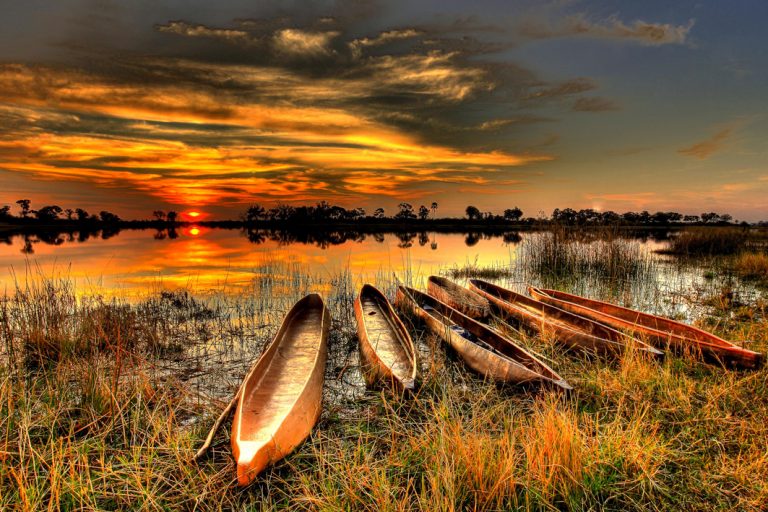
left=1, top=267, right=767, bottom=511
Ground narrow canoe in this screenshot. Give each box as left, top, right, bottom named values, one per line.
left=529, top=287, right=764, bottom=369
left=395, top=285, right=571, bottom=391
left=354, top=284, right=418, bottom=391
left=231, top=293, right=330, bottom=486
left=427, top=275, right=491, bottom=320
left=468, top=279, right=662, bottom=358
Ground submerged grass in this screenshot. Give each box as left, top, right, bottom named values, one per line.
left=1, top=262, right=767, bottom=511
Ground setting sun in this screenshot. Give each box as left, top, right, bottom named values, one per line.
left=188, top=211, right=200, bottom=218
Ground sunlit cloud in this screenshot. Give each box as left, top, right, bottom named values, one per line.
left=678, top=128, right=732, bottom=159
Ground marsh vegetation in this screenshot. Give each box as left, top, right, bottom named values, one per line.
left=1, top=227, right=768, bottom=510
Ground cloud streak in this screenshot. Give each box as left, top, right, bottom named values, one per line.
left=678, top=128, right=732, bottom=159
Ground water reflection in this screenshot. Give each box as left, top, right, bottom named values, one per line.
left=0, top=227, right=530, bottom=297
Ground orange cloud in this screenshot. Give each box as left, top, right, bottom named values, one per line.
left=678, top=128, right=732, bottom=159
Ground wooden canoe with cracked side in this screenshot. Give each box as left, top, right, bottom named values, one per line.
left=427, top=275, right=491, bottom=320
left=395, top=285, right=571, bottom=391
left=468, top=279, right=662, bottom=358
left=529, top=287, right=764, bottom=370
left=231, top=293, right=330, bottom=486
left=354, top=284, right=418, bottom=391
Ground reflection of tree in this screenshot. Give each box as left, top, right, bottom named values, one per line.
left=430, top=241, right=438, bottom=250
left=502, top=232, right=522, bottom=245
left=21, top=235, right=34, bottom=254
left=396, top=232, right=416, bottom=249
left=154, top=229, right=167, bottom=240
left=244, top=228, right=265, bottom=244
left=418, top=232, right=429, bottom=246
left=373, top=233, right=385, bottom=243
left=464, top=232, right=481, bottom=247
left=167, top=228, right=178, bottom=240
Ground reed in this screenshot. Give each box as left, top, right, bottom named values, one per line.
left=1, top=262, right=767, bottom=511
left=520, top=227, right=655, bottom=287
left=665, top=227, right=749, bottom=256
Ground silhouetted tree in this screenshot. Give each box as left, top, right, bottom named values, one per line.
left=99, top=211, right=121, bottom=223
left=465, top=205, right=481, bottom=220
left=0, top=206, right=11, bottom=220
left=75, top=208, right=89, bottom=222
left=153, top=210, right=166, bottom=221
left=431, top=202, right=438, bottom=218
left=683, top=215, right=700, bottom=223
left=16, top=199, right=31, bottom=218
left=418, top=205, right=429, bottom=220
left=373, top=208, right=385, bottom=219
left=35, top=205, right=62, bottom=222
left=503, top=207, right=523, bottom=222
left=701, top=212, right=719, bottom=224
left=395, top=203, right=416, bottom=220
left=166, top=211, right=178, bottom=223
left=269, top=204, right=295, bottom=221
left=244, top=205, right=265, bottom=223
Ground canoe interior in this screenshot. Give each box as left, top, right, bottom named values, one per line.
left=358, top=285, right=416, bottom=385
left=239, top=299, right=325, bottom=439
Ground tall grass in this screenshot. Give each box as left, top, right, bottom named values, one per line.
left=665, top=227, right=749, bottom=256
left=1, top=263, right=767, bottom=510
left=520, top=228, right=655, bottom=287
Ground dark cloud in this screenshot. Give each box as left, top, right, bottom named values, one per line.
left=519, top=15, right=693, bottom=46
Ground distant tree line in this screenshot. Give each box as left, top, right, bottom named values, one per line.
left=0, top=199, right=121, bottom=224
left=548, top=208, right=739, bottom=226
left=0, top=198, right=751, bottom=229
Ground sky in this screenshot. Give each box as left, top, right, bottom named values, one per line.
left=0, top=0, right=766, bottom=220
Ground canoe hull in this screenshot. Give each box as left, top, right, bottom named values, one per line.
left=395, top=286, right=570, bottom=390
left=231, top=294, right=330, bottom=486
left=530, top=287, right=764, bottom=370
left=427, top=276, right=491, bottom=320
left=469, top=279, right=661, bottom=358
left=355, top=284, right=418, bottom=391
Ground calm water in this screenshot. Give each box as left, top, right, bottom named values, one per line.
left=0, top=228, right=523, bottom=298
left=1, top=227, right=759, bottom=322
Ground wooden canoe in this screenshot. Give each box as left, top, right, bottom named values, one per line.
left=231, top=293, right=330, bottom=486
left=529, top=287, right=764, bottom=370
left=354, top=284, right=418, bottom=391
left=395, top=285, right=571, bottom=391
left=468, top=279, right=663, bottom=358
left=427, top=276, right=491, bottom=320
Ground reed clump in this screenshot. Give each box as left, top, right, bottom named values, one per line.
left=665, top=227, right=749, bottom=256
left=733, top=252, right=768, bottom=282
left=521, top=227, right=654, bottom=284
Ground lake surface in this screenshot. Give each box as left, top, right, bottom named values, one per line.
left=0, top=228, right=525, bottom=298
left=1, top=226, right=760, bottom=323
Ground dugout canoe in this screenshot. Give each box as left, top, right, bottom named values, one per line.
left=529, top=287, right=764, bottom=369
left=468, top=279, right=662, bottom=358
left=231, top=293, right=330, bottom=486
left=427, top=275, right=491, bottom=320
left=395, top=285, right=571, bottom=391
left=354, top=284, right=418, bottom=391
